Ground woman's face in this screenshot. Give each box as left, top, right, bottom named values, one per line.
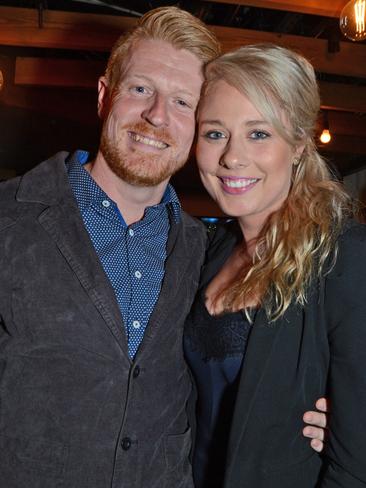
left=197, top=80, right=303, bottom=235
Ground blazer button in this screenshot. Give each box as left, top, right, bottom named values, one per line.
left=121, top=437, right=132, bottom=451
left=133, top=365, right=140, bottom=378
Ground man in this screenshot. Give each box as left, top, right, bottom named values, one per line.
left=0, top=6, right=325, bottom=488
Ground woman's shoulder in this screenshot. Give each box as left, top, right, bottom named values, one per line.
left=337, top=219, right=366, bottom=255
left=328, top=219, right=366, bottom=279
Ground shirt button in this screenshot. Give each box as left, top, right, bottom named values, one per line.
left=102, top=199, right=110, bottom=208
left=129, top=228, right=134, bottom=237
left=133, top=365, right=140, bottom=378
left=134, top=270, right=142, bottom=279
left=121, top=437, right=132, bottom=451
left=132, top=320, right=141, bottom=329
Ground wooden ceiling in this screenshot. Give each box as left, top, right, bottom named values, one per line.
left=202, top=0, right=347, bottom=17
left=0, top=0, right=365, bottom=188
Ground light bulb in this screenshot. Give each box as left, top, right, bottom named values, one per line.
left=320, top=129, right=332, bottom=144
left=340, top=0, right=366, bottom=41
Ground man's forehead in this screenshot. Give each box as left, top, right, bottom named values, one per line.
left=118, top=39, right=204, bottom=95
left=123, top=38, right=203, bottom=73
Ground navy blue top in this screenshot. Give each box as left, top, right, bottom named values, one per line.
left=67, top=150, right=181, bottom=358
left=184, top=288, right=253, bottom=488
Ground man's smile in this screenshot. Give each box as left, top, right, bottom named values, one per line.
left=128, top=131, right=169, bottom=149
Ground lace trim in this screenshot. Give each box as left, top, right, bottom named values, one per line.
left=185, top=293, right=252, bottom=362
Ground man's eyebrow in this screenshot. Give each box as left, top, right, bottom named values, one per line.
left=123, top=74, right=198, bottom=99
left=122, top=74, right=152, bottom=83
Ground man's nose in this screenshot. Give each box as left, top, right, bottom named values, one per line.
left=142, top=94, right=169, bottom=127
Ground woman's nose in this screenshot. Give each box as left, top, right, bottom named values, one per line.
left=219, top=139, right=247, bottom=169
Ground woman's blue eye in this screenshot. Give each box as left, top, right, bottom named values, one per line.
left=249, top=130, right=270, bottom=140
left=205, top=131, right=225, bottom=140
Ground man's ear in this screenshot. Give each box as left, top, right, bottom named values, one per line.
left=97, top=76, right=109, bottom=119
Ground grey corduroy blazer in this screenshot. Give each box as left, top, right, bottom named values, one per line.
left=0, top=152, right=207, bottom=488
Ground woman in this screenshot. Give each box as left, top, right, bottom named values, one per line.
left=184, top=44, right=366, bottom=487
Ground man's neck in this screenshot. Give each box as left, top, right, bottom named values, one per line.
left=85, top=153, right=170, bottom=226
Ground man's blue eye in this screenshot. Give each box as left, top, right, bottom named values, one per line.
left=134, top=86, right=147, bottom=93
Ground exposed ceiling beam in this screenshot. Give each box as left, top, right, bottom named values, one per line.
left=0, top=56, right=98, bottom=125
left=326, top=111, right=366, bottom=137
left=211, top=24, right=366, bottom=78
left=13, top=57, right=366, bottom=114
left=320, top=82, right=366, bottom=114
left=15, top=57, right=104, bottom=89
left=201, top=0, right=349, bottom=18
left=1, top=7, right=366, bottom=79
left=0, top=7, right=132, bottom=51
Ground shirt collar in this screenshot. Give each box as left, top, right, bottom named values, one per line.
left=66, top=150, right=181, bottom=224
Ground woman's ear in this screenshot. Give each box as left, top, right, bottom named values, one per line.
left=295, top=140, right=306, bottom=162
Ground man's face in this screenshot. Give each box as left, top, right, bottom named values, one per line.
left=98, top=39, right=204, bottom=187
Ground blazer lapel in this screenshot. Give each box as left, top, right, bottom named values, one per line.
left=137, top=214, right=206, bottom=356
left=226, top=308, right=284, bottom=470
left=16, top=153, right=130, bottom=360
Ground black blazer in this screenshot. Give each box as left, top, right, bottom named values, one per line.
left=203, top=221, right=366, bottom=487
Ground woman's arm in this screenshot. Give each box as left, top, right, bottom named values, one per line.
left=320, top=223, right=366, bottom=486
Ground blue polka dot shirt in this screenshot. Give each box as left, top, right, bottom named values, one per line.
left=66, top=150, right=181, bottom=358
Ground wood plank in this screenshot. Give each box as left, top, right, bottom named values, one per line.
left=324, top=111, right=366, bottom=137
left=211, top=25, right=366, bottom=78
left=319, top=82, right=366, bottom=113
left=15, top=57, right=104, bottom=89
left=2, top=7, right=366, bottom=79
left=201, top=0, right=348, bottom=17
left=0, top=52, right=99, bottom=126
left=0, top=7, right=135, bottom=51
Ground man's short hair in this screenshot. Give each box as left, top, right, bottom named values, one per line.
left=105, top=6, right=221, bottom=92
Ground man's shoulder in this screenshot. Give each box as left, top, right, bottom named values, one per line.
left=0, top=175, right=22, bottom=230
left=0, top=152, right=71, bottom=229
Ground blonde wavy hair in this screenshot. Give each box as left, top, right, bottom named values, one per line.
left=105, top=6, right=221, bottom=93
left=203, top=44, right=354, bottom=320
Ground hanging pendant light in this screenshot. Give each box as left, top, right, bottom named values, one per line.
left=340, top=0, right=366, bottom=41
left=319, top=111, right=332, bottom=144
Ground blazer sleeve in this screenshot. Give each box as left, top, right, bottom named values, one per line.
left=320, top=223, right=366, bottom=486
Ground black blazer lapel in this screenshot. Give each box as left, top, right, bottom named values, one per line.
left=226, top=309, right=284, bottom=475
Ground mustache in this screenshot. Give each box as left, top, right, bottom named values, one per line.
left=123, top=122, right=176, bottom=147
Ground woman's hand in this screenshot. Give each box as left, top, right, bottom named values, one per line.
left=303, top=397, right=328, bottom=452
